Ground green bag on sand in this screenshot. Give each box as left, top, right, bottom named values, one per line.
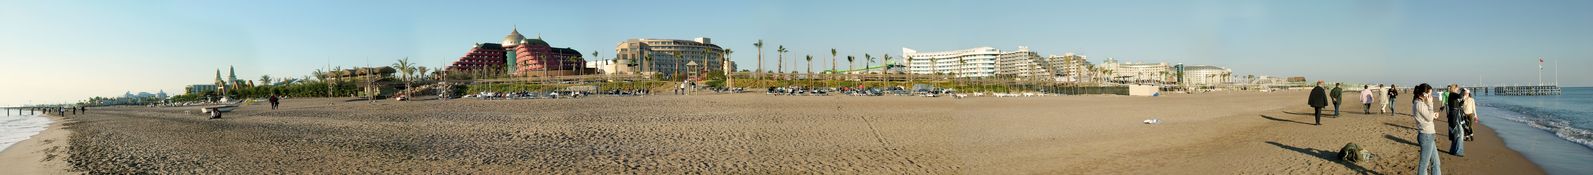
left=1338, top=143, right=1373, bottom=163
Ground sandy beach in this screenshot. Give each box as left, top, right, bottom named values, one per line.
left=2, top=90, right=1543, bottom=174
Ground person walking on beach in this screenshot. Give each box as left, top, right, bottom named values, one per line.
left=1308, top=81, right=1328, bottom=125
left=268, top=94, right=281, bottom=110
left=1445, top=84, right=1466, bottom=156
left=1388, top=84, right=1400, bottom=116
left=1378, top=84, right=1389, bottom=114
left=1463, top=89, right=1479, bottom=141
left=1331, top=83, right=1343, bottom=116
left=1361, top=85, right=1375, bottom=114
left=1412, top=83, right=1441, bottom=175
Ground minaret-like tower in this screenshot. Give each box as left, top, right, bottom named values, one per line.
left=228, top=66, right=238, bottom=85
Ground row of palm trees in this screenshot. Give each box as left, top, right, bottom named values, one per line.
left=750, top=40, right=919, bottom=86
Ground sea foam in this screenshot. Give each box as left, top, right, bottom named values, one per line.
left=0, top=114, right=53, bottom=150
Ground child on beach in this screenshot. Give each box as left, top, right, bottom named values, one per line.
left=1412, top=83, right=1441, bottom=175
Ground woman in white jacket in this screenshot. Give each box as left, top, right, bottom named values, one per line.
left=1412, top=83, right=1441, bottom=175
left=1463, top=89, right=1478, bottom=141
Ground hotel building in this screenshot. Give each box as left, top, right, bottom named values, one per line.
left=609, top=38, right=728, bottom=78
left=446, top=27, right=585, bottom=76
left=903, top=46, right=1052, bottom=78
left=1098, top=58, right=1172, bottom=83
left=1180, top=65, right=1232, bottom=86
left=1046, top=52, right=1094, bottom=82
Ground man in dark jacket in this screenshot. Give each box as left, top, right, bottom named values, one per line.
left=1308, top=81, right=1328, bottom=125
left=1330, top=83, right=1343, bottom=116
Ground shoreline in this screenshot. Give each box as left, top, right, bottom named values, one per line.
left=1476, top=103, right=1593, bottom=174
left=0, top=113, right=74, bottom=174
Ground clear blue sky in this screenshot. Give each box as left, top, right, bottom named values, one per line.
left=2, top=0, right=1590, bottom=106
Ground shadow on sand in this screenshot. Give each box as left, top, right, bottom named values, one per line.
left=1384, top=134, right=1417, bottom=146
left=1383, top=122, right=1417, bottom=130
left=1266, top=141, right=1381, bottom=175
left=1261, top=115, right=1316, bottom=125
left=1282, top=111, right=1318, bottom=116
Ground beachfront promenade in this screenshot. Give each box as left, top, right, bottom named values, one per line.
left=0, top=90, right=1541, bottom=174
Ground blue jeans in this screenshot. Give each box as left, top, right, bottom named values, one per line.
left=1389, top=97, right=1397, bottom=115
left=1333, top=103, right=1340, bottom=116
left=1419, top=133, right=1442, bottom=175
left=1451, top=121, right=1466, bottom=156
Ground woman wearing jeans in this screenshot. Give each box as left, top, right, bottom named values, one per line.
left=1388, top=84, right=1399, bottom=116
left=1412, top=83, right=1441, bottom=175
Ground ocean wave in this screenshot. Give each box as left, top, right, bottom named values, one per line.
left=0, top=114, right=54, bottom=149
left=1485, top=103, right=1593, bottom=150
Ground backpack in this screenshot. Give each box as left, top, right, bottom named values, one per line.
left=1339, top=143, right=1373, bottom=163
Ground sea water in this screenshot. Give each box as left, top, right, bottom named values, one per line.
left=0, top=114, right=53, bottom=150
left=1476, top=87, right=1593, bottom=174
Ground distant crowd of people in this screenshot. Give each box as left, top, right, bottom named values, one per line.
left=1307, top=81, right=1477, bottom=175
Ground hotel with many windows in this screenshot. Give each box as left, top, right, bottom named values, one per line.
left=609, top=38, right=730, bottom=78
left=446, top=27, right=586, bottom=76
left=902, top=46, right=1053, bottom=79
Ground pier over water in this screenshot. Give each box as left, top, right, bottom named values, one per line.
left=1473, top=85, right=1563, bottom=96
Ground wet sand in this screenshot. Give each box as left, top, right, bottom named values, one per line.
left=0, top=114, right=75, bottom=174
left=2, top=90, right=1542, bottom=174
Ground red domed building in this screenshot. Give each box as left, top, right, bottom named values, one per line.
left=446, top=27, right=586, bottom=76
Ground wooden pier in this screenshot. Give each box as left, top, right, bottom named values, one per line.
left=1475, top=85, right=1562, bottom=96
left=2, top=106, right=86, bottom=116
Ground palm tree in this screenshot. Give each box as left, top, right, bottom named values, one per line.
left=722, top=48, right=734, bottom=88
left=881, top=54, right=892, bottom=83
left=538, top=53, right=550, bottom=83
left=957, top=57, right=967, bottom=88
left=643, top=54, right=654, bottom=77
left=753, top=40, right=764, bottom=81
left=703, top=47, right=714, bottom=78
left=846, top=55, right=856, bottom=81
left=776, top=45, right=788, bottom=80
left=906, top=56, right=914, bottom=84
left=260, top=75, right=273, bottom=87
left=672, top=51, right=684, bottom=80
left=392, top=57, right=416, bottom=91
left=829, top=48, right=837, bottom=82
left=863, top=54, right=872, bottom=82
left=416, top=66, right=429, bottom=81
left=805, top=55, right=814, bottom=84
left=590, top=51, right=599, bottom=75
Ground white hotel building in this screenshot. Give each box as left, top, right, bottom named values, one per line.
left=903, top=46, right=1053, bottom=78
left=1181, top=65, right=1232, bottom=86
